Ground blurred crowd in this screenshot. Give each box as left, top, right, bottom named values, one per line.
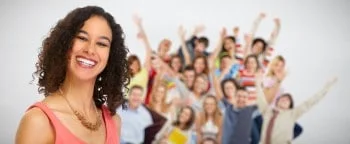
left=117, top=13, right=335, bottom=144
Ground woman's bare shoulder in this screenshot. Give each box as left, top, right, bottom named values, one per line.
left=15, top=105, right=54, bottom=144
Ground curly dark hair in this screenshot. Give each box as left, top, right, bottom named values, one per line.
left=33, top=6, right=129, bottom=115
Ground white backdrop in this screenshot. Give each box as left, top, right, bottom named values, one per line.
left=1, top=0, right=350, bottom=143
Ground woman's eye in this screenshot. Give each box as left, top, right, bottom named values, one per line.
left=76, top=36, right=88, bottom=41
left=97, top=42, right=108, bottom=47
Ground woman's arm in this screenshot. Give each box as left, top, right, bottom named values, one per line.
left=133, top=15, right=153, bottom=71
left=293, top=77, right=337, bottom=119
left=210, top=66, right=225, bottom=100
left=195, top=114, right=203, bottom=144
left=216, top=118, right=223, bottom=144
left=153, top=120, right=173, bottom=143
left=267, top=18, right=281, bottom=48
left=15, top=108, right=54, bottom=144
left=243, top=13, right=265, bottom=57
left=250, top=13, right=265, bottom=39
left=208, top=28, right=226, bottom=69
left=255, top=73, right=269, bottom=114
left=178, top=26, right=192, bottom=66
left=263, top=71, right=286, bottom=104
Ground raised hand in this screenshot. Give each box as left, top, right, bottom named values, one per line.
left=244, top=33, right=252, bottom=43
left=233, top=26, right=239, bottom=37
left=259, top=12, right=266, bottom=18
left=274, top=18, right=281, bottom=26
left=137, top=31, right=146, bottom=39
left=193, top=24, right=205, bottom=35
left=132, top=14, right=142, bottom=26
left=178, top=25, right=186, bottom=39
left=325, top=77, right=338, bottom=90
left=220, top=27, right=227, bottom=39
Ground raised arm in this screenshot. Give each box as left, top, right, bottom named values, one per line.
left=162, top=70, right=191, bottom=100
left=191, top=25, right=206, bottom=38
left=255, top=72, right=269, bottom=114
left=293, top=77, right=338, bottom=120
left=208, top=28, right=226, bottom=69
left=133, top=15, right=153, bottom=70
left=243, top=13, right=265, bottom=56
left=178, top=26, right=192, bottom=66
left=267, top=18, right=281, bottom=48
left=263, top=70, right=287, bottom=104
left=250, top=13, right=265, bottom=38
left=211, top=68, right=224, bottom=100
left=152, top=119, right=172, bottom=144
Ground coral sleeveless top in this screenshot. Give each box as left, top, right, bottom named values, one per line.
left=27, top=102, right=119, bottom=144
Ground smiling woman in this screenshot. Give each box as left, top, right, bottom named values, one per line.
left=15, top=6, right=129, bottom=144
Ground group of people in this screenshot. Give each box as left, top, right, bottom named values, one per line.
left=14, top=6, right=337, bottom=144
left=118, top=12, right=337, bottom=144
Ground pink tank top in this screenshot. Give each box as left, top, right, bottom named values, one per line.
left=28, top=102, right=119, bottom=144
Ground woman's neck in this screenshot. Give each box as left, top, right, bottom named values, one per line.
left=193, top=90, right=202, bottom=98
left=228, top=49, right=235, bottom=56
left=246, top=68, right=256, bottom=74
left=60, top=74, right=96, bottom=113
left=206, top=114, right=214, bottom=121
left=153, top=101, right=162, bottom=109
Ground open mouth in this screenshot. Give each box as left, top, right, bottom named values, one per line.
left=76, top=56, right=97, bottom=68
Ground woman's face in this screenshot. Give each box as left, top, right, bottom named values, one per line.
left=154, top=86, right=166, bottom=102
left=193, top=76, right=208, bottom=94
left=179, top=108, right=192, bottom=124
left=194, top=58, right=206, bottom=74
left=184, top=70, right=195, bottom=88
left=220, top=57, right=231, bottom=70
left=171, top=57, right=182, bottom=72
left=277, top=96, right=291, bottom=110
left=158, top=39, right=171, bottom=54
left=129, top=60, right=140, bottom=75
left=246, top=57, right=258, bottom=71
left=224, top=82, right=237, bottom=99
left=204, top=97, right=217, bottom=115
left=68, top=16, right=111, bottom=81
left=273, top=60, right=285, bottom=74
left=223, top=38, right=236, bottom=51
left=252, top=41, right=264, bottom=54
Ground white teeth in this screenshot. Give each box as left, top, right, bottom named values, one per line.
left=76, top=57, right=96, bottom=66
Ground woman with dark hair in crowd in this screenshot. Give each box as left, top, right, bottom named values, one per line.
left=16, top=6, right=129, bottom=144
left=153, top=106, right=196, bottom=144
left=237, top=54, right=262, bottom=105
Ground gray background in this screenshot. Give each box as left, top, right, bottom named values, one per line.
left=1, top=0, right=350, bottom=143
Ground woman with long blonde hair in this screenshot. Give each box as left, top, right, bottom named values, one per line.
left=196, top=95, right=223, bottom=144
left=264, top=55, right=286, bottom=104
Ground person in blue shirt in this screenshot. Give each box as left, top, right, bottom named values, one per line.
left=117, top=85, right=153, bottom=144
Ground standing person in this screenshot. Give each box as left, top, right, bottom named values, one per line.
left=256, top=74, right=337, bottom=144
left=117, top=85, right=153, bottom=144
left=153, top=106, right=196, bottom=144
left=15, top=6, right=128, bottom=144
left=196, top=95, right=223, bottom=144
left=178, top=25, right=210, bottom=63
left=237, top=54, right=262, bottom=105
left=251, top=56, right=303, bottom=144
